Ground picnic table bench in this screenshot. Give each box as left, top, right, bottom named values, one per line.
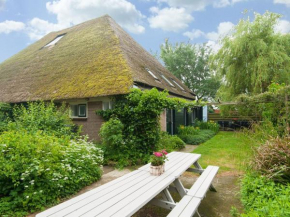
left=36, top=152, right=219, bottom=217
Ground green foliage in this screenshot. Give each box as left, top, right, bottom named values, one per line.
left=179, top=130, right=216, bottom=145
left=158, top=132, right=185, bottom=152
left=213, top=11, right=290, bottom=101
left=7, top=102, right=78, bottom=138
left=252, top=137, right=290, bottom=183
left=97, top=88, right=199, bottom=168
left=178, top=125, right=200, bottom=136
left=160, top=40, right=220, bottom=101
left=195, top=120, right=220, bottom=133
left=0, top=130, right=103, bottom=216
left=0, top=103, right=12, bottom=132
left=99, top=118, right=129, bottom=167
left=241, top=174, right=290, bottom=216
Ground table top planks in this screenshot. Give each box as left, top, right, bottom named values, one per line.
left=36, top=152, right=200, bottom=217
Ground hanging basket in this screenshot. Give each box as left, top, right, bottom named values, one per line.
left=150, top=164, right=165, bottom=176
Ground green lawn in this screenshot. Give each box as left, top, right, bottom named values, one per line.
left=192, top=131, right=257, bottom=173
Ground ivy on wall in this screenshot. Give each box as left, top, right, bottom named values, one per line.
left=97, top=88, right=202, bottom=167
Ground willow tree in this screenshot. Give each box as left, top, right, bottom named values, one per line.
left=212, top=11, right=290, bottom=101
left=160, top=41, right=220, bottom=101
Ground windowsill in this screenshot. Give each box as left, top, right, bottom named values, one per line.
left=71, top=117, right=88, bottom=121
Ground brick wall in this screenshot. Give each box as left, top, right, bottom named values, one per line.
left=160, top=109, right=166, bottom=132
left=72, top=101, right=104, bottom=141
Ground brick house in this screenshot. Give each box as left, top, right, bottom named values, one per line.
left=0, top=15, right=196, bottom=140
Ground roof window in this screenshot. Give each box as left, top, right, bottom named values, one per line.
left=161, top=74, right=174, bottom=87
left=145, top=68, right=159, bottom=80
left=44, top=34, right=65, bottom=48
left=171, top=79, right=185, bottom=91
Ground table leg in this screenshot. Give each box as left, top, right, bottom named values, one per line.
left=173, top=179, right=187, bottom=197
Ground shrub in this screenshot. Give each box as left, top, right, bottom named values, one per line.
left=0, top=103, right=12, bottom=132
left=97, top=88, right=200, bottom=167
left=252, top=137, right=290, bottom=183
left=99, top=117, right=131, bottom=168
left=8, top=102, right=78, bottom=138
left=158, top=132, right=185, bottom=151
left=0, top=130, right=103, bottom=216
left=194, top=120, right=219, bottom=133
left=241, top=174, right=290, bottom=216
left=178, top=130, right=216, bottom=145
left=178, top=125, right=200, bottom=136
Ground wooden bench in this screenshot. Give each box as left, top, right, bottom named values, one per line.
left=167, top=165, right=219, bottom=217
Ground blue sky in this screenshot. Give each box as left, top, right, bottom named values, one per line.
left=0, top=0, right=290, bottom=63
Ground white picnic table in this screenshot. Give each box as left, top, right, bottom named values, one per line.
left=37, top=152, right=218, bottom=217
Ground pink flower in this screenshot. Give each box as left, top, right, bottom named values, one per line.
left=161, top=149, right=168, bottom=155
left=154, top=152, right=163, bottom=157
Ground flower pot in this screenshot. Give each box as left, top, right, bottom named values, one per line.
left=150, top=164, right=164, bottom=176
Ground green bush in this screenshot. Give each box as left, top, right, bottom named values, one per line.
left=0, top=130, right=103, bottom=216
left=178, top=125, right=200, bottom=136
left=252, top=137, right=290, bottom=183
left=178, top=129, right=216, bottom=145
left=97, top=88, right=199, bottom=167
left=7, top=102, right=78, bottom=138
left=99, top=118, right=131, bottom=168
left=194, top=120, right=219, bottom=133
left=0, top=103, right=12, bottom=132
left=158, top=132, right=185, bottom=151
left=241, top=174, right=290, bottom=216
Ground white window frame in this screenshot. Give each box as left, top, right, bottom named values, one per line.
left=145, top=68, right=159, bottom=80
left=70, top=103, right=88, bottom=118
left=161, top=74, right=175, bottom=87
left=44, top=34, right=65, bottom=48
left=172, top=79, right=185, bottom=91
left=102, top=101, right=114, bottom=111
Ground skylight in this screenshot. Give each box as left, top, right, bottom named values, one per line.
left=145, top=68, right=159, bottom=80
left=44, top=35, right=65, bottom=48
left=161, top=75, right=174, bottom=87
left=172, top=79, right=185, bottom=91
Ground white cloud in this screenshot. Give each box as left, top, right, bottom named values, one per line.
left=0, top=0, right=6, bottom=10
left=275, top=19, right=290, bottom=34
left=24, top=0, right=145, bottom=40
left=45, top=0, right=145, bottom=34
left=183, top=21, right=234, bottom=52
left=206, top=21, right=234, bottom=40
left=148, top=7, right=193, bottom=32
left=157, top=0, right=246, bottom=11
left=273, top=0, right=290, bottom=7
left=183, top=29, right=205, bottom=40
left=0, top=20, right=25, bottom=34
left=184, top=21, right=234, bottom=41
left=26, top=18, right=66, bottom=40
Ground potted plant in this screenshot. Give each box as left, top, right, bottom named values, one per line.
left=149, top=150, right=168, bottom=176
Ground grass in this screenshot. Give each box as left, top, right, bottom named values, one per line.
left=192, top=131, right=257, bottom=173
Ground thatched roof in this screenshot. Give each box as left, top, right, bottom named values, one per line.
left=0, top=15, right=195, bottom=103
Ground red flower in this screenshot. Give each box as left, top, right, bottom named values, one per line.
left=161, top=149, right=168, bottom=155
left=154, top=152, right=163, bottom=157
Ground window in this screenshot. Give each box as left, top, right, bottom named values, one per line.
left=102, top=101, right=114, bottom=110
left=70, top=104, right=87, bottom=118
left=145, top=68, right=159, bottom=80
left=161, top=74, right=174, bottom=87
left=171, top=79, right=185, bottom=91
left=44, top=34, right=65, bottom=48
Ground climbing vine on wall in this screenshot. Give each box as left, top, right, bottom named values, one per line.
left=97, top=88, right=202, bottom=167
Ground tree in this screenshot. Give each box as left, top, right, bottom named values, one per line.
left=212, top=11, right=290, bottom=101
left=160, top=40, right=220, bottom=101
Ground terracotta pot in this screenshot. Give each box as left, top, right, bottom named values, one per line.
left=150, top=164, right=164, bottom=176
